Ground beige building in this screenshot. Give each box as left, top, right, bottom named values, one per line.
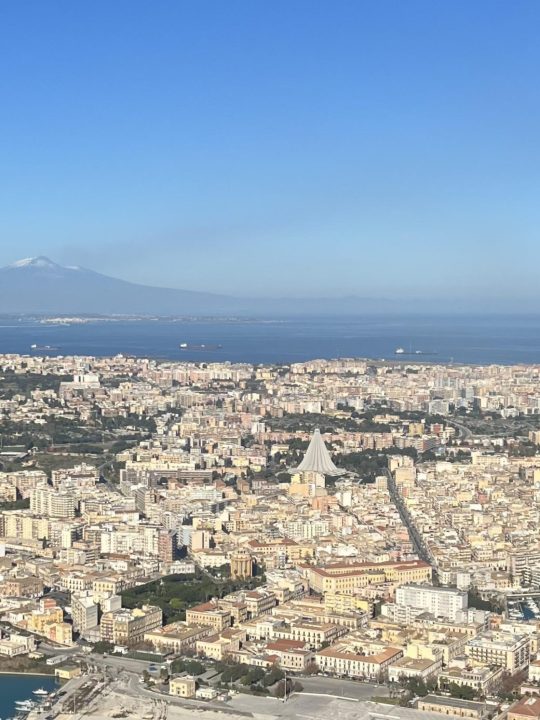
left=100, top=605, right=162, bottom=647
left=0, top=574, right=43, bottom=598
left=145, top=623, right=212, bottom=654
left=185, top=601, right=231, bottom=632
left=55, top=664, right=82, bottom=680
left=465, top=631, right=530, bottom=673
left=277, top=621, right=347, bottom=650
left=247, top=538, right=314, bottom=562
left=417, top=696, right=488, bottom=719
left=71, top=592, right=98, bottom=634
left=439, top=664, right=503, bottom=696
left=324, top=592, right=373, bottom=615
left=265, top=640, right=314, bottom=671
left=169, top=676, right=196, bottom=699
left=315, top=644, right=402, bottom=680
left=388, top=655, right=442, bottom=683
left=0, top=632, right=36, bottom=657
left=196, top=628, right=243, bottom=661
left=93, top=576, right=128, bottom=598
left=529, top=659, right=540, bottom=683
left=307, top=560, right=432, bottom=594
left=245, top=590, right=276, bottom=618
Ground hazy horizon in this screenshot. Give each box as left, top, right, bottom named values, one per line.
left=1, top=2, right=539, bottom=307
left=2, top=254, right=540, bottom=314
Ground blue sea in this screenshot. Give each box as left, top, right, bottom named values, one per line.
left=0, top=674, right=57, bottom=718
left=1, top=315, right=540, bottom=365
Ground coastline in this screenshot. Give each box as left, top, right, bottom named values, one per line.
left=0, top=671, right=54, bottom=676
left=0, top=673, right=58, bottom=717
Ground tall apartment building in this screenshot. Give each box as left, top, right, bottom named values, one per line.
left=30, top=488, right=76, bottom=518
left=157, top=529, right=175, bottom=562
left=394, top=584, right=468, bottom=621
left=71, top=592, right=98, bottom=635
left=1, top=513, right=49, bottom=541
left=51, top=463, right=99, bottom=491
left=0, top=470, right=47, bottom=498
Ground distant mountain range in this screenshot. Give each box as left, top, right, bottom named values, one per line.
left=0, top=257, right=398, bottom=316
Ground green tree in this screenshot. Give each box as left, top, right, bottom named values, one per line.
left=448, top=683, right=476, bottom=700
left=242, top=667, right=265, bottom=685
left=184, top=660, right=204, bottom=676
left=263, top=666, right=284, bottom=687
left=92, top=641, right=114, bottom=654
left=274, top=678, right=302, bottom=698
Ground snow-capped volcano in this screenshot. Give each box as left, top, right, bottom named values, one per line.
left=0, top=256, right=234, bottom=315
left=9, top=256, right=67, bottom=270
left=0, top=256, right=395, bottom=316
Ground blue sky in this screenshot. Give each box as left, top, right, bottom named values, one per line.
left=0, top=0, right=539, bottom=302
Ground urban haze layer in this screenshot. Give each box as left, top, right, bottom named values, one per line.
left=2, top=352, right=540, bottom=720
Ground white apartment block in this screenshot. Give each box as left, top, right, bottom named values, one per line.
left=395, top=584, right=468, bottom=622
left=30, top=488, right=76, bottom=518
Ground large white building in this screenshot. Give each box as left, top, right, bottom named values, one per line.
left=30, top=488, right=76, bottom=519
left=394, top=584, right=468, bottom=621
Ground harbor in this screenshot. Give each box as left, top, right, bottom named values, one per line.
left=507, top=592, right=540, bottom=621
left=0, top=675, right=57, bottom=720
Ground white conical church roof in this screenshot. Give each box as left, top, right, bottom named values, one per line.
left=291, top=428, right=344, bottom=475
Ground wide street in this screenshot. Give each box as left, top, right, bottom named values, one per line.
left=297, top=677, right=388, bottom=700
left=213, top=685, right=391, bottom=719
left=85, top=652, right=158, bottom=674
left=98, top=654, right=388, bottom=697
left=51, top=670, right=397, bottom=720
left=54, top=651, right=392, bottom=719
left=82, top=651, right=390, bottom=701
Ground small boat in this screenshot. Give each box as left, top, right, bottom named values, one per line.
left=32, top=688, right=49, bottom=697
left=15, top=701, right=35, bottom=708
left=394, top=347, right=438, bottom=356
left=179, top=343, right=223, bottom=351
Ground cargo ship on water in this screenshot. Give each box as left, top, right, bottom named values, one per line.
left=179, top=343, right=223, bottom=351
left=395, top=347, right=438, bottom=356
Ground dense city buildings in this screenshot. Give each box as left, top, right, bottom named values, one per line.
left=2, top=353, right=540, bottom=717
